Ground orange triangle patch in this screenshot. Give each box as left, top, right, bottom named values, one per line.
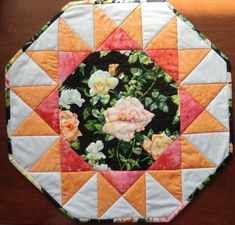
left=182, top=84, right=225, bottom=108
left=184, top=110, right=228, bottom=134
left=149, top=170, right=182, bottom=202
left=123, top=173, right=146, bottom=217
left=12, top=111, right=57, bottom=136
left=94, top=6, right=118, bottom=49
left=27, top=51, right=58, bottom=83
left=11, top=86, right=56, bottom=110
left=58, top=18, right=92, bottom=51
left=120, top=5, right=143, bottom=48
left=62, top=171, right=95, bottom=205
left=98, top=173, right=121, bottom=217
left=30, top=138, right=61, bottom=172
left=178, top=49, right=211, bottom=83
left=181, top=137, right=215, bottom=168
left=145, top=16, right=177, bottom=50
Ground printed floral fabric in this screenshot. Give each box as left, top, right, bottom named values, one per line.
left=60, top=50, right=180, bottom=170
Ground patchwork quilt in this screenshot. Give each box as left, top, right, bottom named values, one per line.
left=5, top=0, right=233, bottom=223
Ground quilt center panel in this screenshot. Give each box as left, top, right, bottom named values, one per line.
left=60, top=50, right=180, bottom=171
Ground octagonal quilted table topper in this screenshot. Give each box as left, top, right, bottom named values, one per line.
left=5, top=0, right=233, bottom=223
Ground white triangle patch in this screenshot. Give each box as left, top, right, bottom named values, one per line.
left=142, top=2, right=175, bottom=48
left=98, top=3, right=139, bottom=25
left=11, top=136, right=59, bottom=170
left=182, top=168, right=216, bottom=201
left=27, top=19, right=59, bottom=51
left=146, top=173, right=182, bottom=218
left=30, top=172, right=62, bottom=205
left=177, top=17, right=210, bottom=49
left=182, top=50, right=228, bottom=84
left=183, top=132, right=230, bottom=166
left=206, top=85, right=230, bottom=129
left=10, top=91, right=33, bottom=134
left=64, top=174, right=97, bottom=219
left=61, top=5, right=94, bottom=49
left=101, top=196, right=142, bottom=219
left=9, top=53, right=56, bottom=87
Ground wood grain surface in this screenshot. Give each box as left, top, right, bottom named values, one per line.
left=0, top=1, right=234, bottom=224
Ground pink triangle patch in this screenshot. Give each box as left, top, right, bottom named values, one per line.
left=59, top=51, right=90, bottom=84
left=100, top=171, right=144, bottom=195
left=97, top=27, right=141, bottom=51
left=145, top=50, right=179, bottom=83
left=60, top=140, right=93, bottom=172
left=148, top=138, right=181, bottom=170
left=179, top=87, right=204, bottom=133
left=35, top=88, right=60, bottom=134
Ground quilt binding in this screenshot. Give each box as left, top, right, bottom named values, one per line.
left=4, top=0, right=233, bottom=223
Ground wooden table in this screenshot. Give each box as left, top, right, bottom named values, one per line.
left=0, top=0, right=234, bottom=224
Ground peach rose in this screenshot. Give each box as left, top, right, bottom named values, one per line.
left=60, top=110, right=82, bottom=142
left=103, top=97, right=154, bottom=142
left=143, top=133, right=173, bottom=160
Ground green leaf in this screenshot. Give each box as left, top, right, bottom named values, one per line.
left=94, top=124, right=103, bottom=131
left=100, top=94, right=110, bottom=104
left=100, top=51, right=110, bottom=57
left=159, top=102, right=169, bottom=113
left=79, top=63, right=86, bottom=75
left=126, top=163, right=131, bottom=170
left=84, top=120, right=98, bottom=131
left=171, top=95, right=179, bottom=105
left=83, top=108, right=90, bottom=120
left=91, top=65, right=97, bottom=74
left=151, top=90, right=160, bottom=98
left=105, top=135, right=115, bottom=142
left=132, top=147, right=142, bottom=155
left=97, top=114, right=105, bottom=123
left=172, top=115, right=180, bottom=125
left=119, top=154, right=126, bottom=162
left=145, top=71, right=155, bottom=80
left=92, top=109, right=100, bottom=118
left=120, top=141, right=131, bottom=151
left=108, top=148, right=115, bottom=158
left=139, top=54, right=153, bottom=65
left=170, top=83, right=179, bottom=89
left=164, top=128, right=171, bottom=136
left=150, top=103, right=158, bottom=111
left=129, top=79, right=137, bottom=85
left=70, top=140, right=80, bottom=150
left=147, top=128, right=154, bottom=138
left=130, top=67, right=142, bottom=76
left=90, top=96, right=99, bottom=105
left=128, top=53, right=139, bottom=64
left=158, top=95, right=168, bottom=102
left=145, top=97, right=153, bottom=107
left=135, top=133, right=144, bottom=142
left=110, top=98, right=117, bottom=107
left=164, top=74, right=172, bottom=83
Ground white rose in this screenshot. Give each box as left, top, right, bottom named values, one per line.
left=88, top=70, right=118, bottom=96
left=59, top=89, right=85, bottom=109
left=86, top=140, right=106, bottom=162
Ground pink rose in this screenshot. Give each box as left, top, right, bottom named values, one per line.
left=103, top=97, right=154, bottom=142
